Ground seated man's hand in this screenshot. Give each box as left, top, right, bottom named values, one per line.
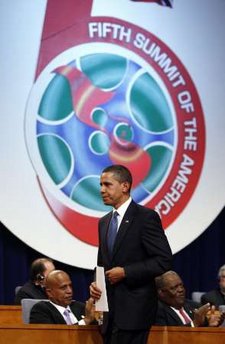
left=193, top=303, right=210, bottom=327
left=89, top=282, right=102, bottom=301
left=207, top=305, right=225, bottom=327
left=83, top=297, right=96, bottom=325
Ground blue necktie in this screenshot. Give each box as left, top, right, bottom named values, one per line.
left=107, top=211, right=118, bottom=255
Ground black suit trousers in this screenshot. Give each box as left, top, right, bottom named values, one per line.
left=104, top=323, right=149, bottom=344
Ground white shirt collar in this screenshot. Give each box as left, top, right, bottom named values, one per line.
left=114, top=197, right=131, bottom=216
left=170, top=306, right=194, bottom=327
left=113, top=197, right=132, bottom=228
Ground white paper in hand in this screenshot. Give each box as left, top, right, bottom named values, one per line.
left=95, top=266, right=109, bottom=312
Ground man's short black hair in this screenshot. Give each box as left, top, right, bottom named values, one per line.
left=155, top=271, right=179, bottom=291
left=30, top=257, right=54, bottom=282
left=102, top=165, right=133, bottom=191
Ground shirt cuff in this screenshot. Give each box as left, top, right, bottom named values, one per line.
left=77, top=319, right=86, bottom=325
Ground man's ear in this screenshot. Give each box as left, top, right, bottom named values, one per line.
left=45, top=287, right=51, bottom=297
left=122, top=181, right=130, bottom=192
left=158, top=289, right=164, bottom=298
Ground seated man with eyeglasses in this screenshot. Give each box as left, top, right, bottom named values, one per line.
left=201, top=264, right=225, bottom=308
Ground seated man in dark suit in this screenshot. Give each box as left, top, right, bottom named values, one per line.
left=201, top=264, right=225, bottom=308
left=30, top=270, right=95, bottom=325
left=154, top=270, right=224, bottom=327
left=15, top=257, right=55, bottom=304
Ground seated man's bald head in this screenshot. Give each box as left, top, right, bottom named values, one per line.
left=45, top=270, right=73, bottom=307
left=46, top=270, right=69, bottom=287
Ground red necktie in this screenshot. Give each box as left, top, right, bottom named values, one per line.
left=179, top=308, right=191, bottom=324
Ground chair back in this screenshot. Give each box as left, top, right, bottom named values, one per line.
left=191, top=291, right=205, bottom=303
left=15, top=286, right=22, bottom=295
left=21, top=298, right=49, bottom=323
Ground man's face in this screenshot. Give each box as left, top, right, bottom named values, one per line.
left=219, top=271, right=225, bottom=293
left=46, top=272, right=73, bottom=307
left=100, top=171, right=129, bottom=209
left=159, top=274, right=186, bottom=309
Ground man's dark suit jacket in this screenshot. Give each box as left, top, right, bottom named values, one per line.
left=15, top=281, right=47, bottom=305
left=29, top=300, right=85, bottom=324
left=98, top=200, right=172, bottom=332
left=155, top=299, right=201, bottom=326
left=201, top=289, right=225, bottom=307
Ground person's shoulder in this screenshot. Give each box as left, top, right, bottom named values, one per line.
left=32, top=300, right=50, bottom=310
left=135, top=201, right=155, bottom=213
left=70, top=300, right=85, bottom=310
left=19, top=281, right=33, bottom=291
left=14, top=281, right=35, bottom=304
left=185, top=298, right=200, bottom=310
left=157, top=299, right=170, bottom=311
left=203, top=289, right=219, bottom=296
left=201, top=289, right=217, bottom=300
left=201, top=289, right=221, bottom=302
left=135, top=202, right=160, bottom=218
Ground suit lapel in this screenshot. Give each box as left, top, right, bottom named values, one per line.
left=166, top=306, right=184, bottom=325
left=184, top=303, right=195, bottom=321
left=111, top=201, right=137, bottom=258
left=47, top=302, right=66, bottom=324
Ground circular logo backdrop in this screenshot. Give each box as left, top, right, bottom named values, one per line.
left=5, top=1, right=225, bottom=270
left=25, top=42, right=205, bottom=246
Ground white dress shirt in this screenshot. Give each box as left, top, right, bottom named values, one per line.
left=113, top=196, right=132, bottom=230
left=171, top=306, right=194, bottom=327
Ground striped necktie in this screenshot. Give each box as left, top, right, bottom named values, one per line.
left=178, top=308, right=191, bottom=324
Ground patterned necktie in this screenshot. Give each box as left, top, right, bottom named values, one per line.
left=63, top=308, right=73, bottom=325
left=178, top=308, right=191, bottom=324
left=107, top=211, right=118, bottom=255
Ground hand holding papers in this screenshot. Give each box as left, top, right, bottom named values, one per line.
left=95, top=266, right=109, bottom=312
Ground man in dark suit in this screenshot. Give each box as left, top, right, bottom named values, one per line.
left=201, top=264, right=225, bottom=307
left=30, top=270, right=95, bottom=325
left=90, top=164, right=172, bottom=344
left=15, top=257, right=55, bottom=305
left=155, top=270, right=223, bottom=327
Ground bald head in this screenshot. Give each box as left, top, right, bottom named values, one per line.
left=45, top=270, right=73, bottom=307
left=46, top=270, right=69, bottom=287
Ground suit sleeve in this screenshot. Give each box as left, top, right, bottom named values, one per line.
left=30, top=302, right=57, bottom=324
left=14, top=288, right=30, bottom=305
left=124, top=209, right=172, bottom=285
left=201, top=293, right=212, bottom=306
left=154, top=302, right=169, bottom=325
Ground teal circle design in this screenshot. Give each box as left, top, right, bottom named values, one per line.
left=38, top=135, right=72, bottom=185
left=89, top=132, right=110, bottom=155
left=35, top=52, right=175, bottom=211
left=130, top=72, right=172, bottom=132
left=115, top=123, right=133, bottom=142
